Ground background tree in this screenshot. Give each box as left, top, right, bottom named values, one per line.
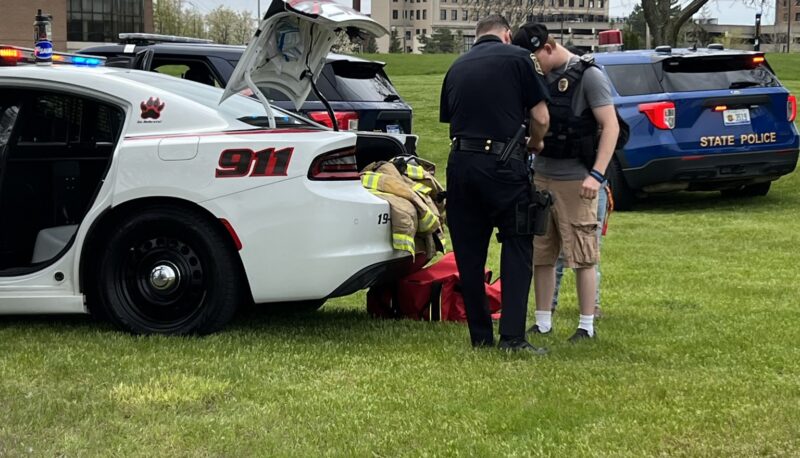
left=233, top=10, right=256, bottom=45
left=389, top=29, right=402, bottom=53
left=181, top=6, right=206, bottom=39
left=153, top=0, right=185, bottom=36
left=641, top=0, right=706, bottom=46
left=623, top=3, right=647, bottom=48
left=207, top=6, right=239, bottom=44
left=419, top=28, right=461, bottom=53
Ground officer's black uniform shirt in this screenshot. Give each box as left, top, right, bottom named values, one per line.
left=439, top=35, right=549, bottom=141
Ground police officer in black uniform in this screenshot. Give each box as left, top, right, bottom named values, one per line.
left=440, top=15, right=550, bottom=352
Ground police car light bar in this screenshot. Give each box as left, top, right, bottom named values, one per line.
left=119, top=33, right=214, bottom=45
left=0, top=45, right=105, bottom=67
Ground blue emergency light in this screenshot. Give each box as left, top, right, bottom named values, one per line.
left=0, top=45, right=105, bottom=67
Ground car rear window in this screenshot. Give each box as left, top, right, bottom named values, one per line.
left=660, top=56, right=780, bottom=92
left=329, top=61, right=400, bottom=102
left=604, top=64, right=663, bottom=96
left=604, top=56, right=781, bottom=96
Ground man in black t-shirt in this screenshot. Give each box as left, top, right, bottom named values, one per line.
left=440, top=15, right=550, bottom=352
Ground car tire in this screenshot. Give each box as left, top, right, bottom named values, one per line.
left=720, top=182, right=771, bottom=198
left=92, top=205, right=244, bottom=335
left=607, top=156, right=636, bottom=211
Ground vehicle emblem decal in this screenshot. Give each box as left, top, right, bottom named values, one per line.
left=141, top=97, right=165, bottom=120
left=558, top=78, right=569, bottom=92
left=530, top=54, right=544, bottom=76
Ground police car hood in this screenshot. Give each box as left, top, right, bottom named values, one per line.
left=220, top=0, right=387, bottom=110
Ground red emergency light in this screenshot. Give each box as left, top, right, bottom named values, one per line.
left=598, top=30, right=623, bottom=46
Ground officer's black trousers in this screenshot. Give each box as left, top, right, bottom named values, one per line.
left=446, top=151, right=533, bottom=346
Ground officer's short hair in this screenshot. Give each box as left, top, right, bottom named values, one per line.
left=476, top=15, right=511, bottom=36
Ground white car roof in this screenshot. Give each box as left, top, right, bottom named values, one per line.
left=0, top=65, right=278, bottom=137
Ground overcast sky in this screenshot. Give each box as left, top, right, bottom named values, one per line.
left=188, top=0, right=774, bottom=26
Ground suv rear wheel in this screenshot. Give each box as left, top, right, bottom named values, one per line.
left=91, top=205, right=243, bottom=335
left=720, top=182, right=771, bottom=198
left=607, top=156, right=636, bottom=211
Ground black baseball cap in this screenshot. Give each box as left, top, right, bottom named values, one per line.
left=512, top=23, right=549, bottom=53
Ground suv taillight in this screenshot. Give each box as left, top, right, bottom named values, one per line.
left=788, top=94, right=797, bottom=122
left=308, top=147, right=359, bottom=180
left=639, top=101, right=676, bottom=130
left=308, top=111, right=359, bottom=131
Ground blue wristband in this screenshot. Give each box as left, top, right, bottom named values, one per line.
left=589, top=169, right=606, bottom=184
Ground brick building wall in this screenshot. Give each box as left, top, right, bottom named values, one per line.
left=2, top=0, right=68, bottom=50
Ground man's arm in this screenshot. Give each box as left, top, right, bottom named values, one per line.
left=439, top=72, right=451, bottom=123
left=527, top=101, right=549, bottom=152
left=589, top=104, right=619, bottom=175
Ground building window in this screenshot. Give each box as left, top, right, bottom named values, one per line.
left=416, top=29, right=420, bottom=35
left=440, top=9, right=447, bottom=20
left=569, top=0, right=574, bottom=6
left=462, top=9, right=468, bottom=20
left=405, top=31, right=412, bottom=39
left=589, top=0, right=594, bottom=7
left=423, top=9, right=427, bottom=19
left=423, top=29, right=427, bottom=35
left=796, top=12, right=800, bottom=21
left=393, top=10, right=399, bottom=19
left=600, top=0, right=604, bottom=7
left=452, top=0, right=457, bottom=4
left=416, top=10, right=420, bottom=19
left=463, top=35, right=475, bottom=52
left=67, top=0, right=145, bottom=42
left=579, top=0, right=584, bottom=6
left=404, top=10, right=408, bottom=18
left=451, top=9, right=457, bottom=20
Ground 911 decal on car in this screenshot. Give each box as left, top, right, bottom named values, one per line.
left=215, top=147, right=293, bottom=177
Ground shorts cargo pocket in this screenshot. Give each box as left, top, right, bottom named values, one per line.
left=570, top=222, right=599, bottom=266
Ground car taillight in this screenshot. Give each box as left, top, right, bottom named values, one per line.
left=309, top=147, right=359, bottom=180
left=788, top=94, right=797, bottom=122
left=308, top=111, right=359, bottom=131
left=639, top=101, right=676, bottom=130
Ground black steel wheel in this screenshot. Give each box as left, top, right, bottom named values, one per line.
left=92, top=205, right=244, bottom=335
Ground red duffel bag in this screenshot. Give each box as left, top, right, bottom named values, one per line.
left=367, top=252, right=502, bottom=322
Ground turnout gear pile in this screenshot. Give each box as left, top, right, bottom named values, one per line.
left=539, top=54, right=600, bottom=170
left=360, top=157, right=446, bottom=261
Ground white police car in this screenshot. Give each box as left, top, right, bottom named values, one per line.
left=0, top=0, right=415, bottom=334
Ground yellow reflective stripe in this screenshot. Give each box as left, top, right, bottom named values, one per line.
left=412, top=182, right=431, bottom=195
left=392, top=233, right=415, bottom=254
left=418, top=209, right=437, bottom=232
left=405, top=165, right=424, bottom=180
left=361, top=172, right=381, bottom=190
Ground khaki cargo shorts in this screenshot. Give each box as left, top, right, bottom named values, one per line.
left=533, top=175, right=599, bottom=269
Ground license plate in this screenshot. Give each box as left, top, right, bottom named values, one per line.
left=386, top=124, right=402, bottom=134
left=723, top=108, right=751, bottom=126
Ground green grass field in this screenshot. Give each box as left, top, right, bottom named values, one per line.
left=2, top=53, right=800, bottom=456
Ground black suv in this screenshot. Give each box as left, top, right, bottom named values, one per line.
left=80, top=37, right=413, bottom=135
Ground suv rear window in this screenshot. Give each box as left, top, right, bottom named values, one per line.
left=328, top=61, right=399, bottom=102
left=604, top=64, right=662, bottom=96
left=661, top=56, right=780, bottom=92
left=604, top=56, right=780, bottom=96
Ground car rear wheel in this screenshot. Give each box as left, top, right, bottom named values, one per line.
left=92, top=205, right=243, bottom=335
left=720, top=182, right=771, bottom=198
left=606, top=156, right=636, bottom=211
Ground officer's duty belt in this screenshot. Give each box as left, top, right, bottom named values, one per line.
left=450, top=138, right=525, bottom=160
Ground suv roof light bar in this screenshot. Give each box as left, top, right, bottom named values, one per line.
left=0, top=45, right=105, bottom=67
left=119, top=33, right=214, bottom=45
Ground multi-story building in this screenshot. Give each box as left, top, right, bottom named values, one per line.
left=371, top=0, right=612, bottom=53
left=2, top=0, right=153, bottom=52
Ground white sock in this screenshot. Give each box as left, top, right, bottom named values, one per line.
left=535, top=311, right=552, bottom=333
left=578, top=314, right=594, bottom=336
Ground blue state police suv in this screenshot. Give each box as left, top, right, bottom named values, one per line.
left=595, top=47, right=799, bottom=209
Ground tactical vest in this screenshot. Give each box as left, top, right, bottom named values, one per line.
left=539, top=54, right=599, bottom=170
